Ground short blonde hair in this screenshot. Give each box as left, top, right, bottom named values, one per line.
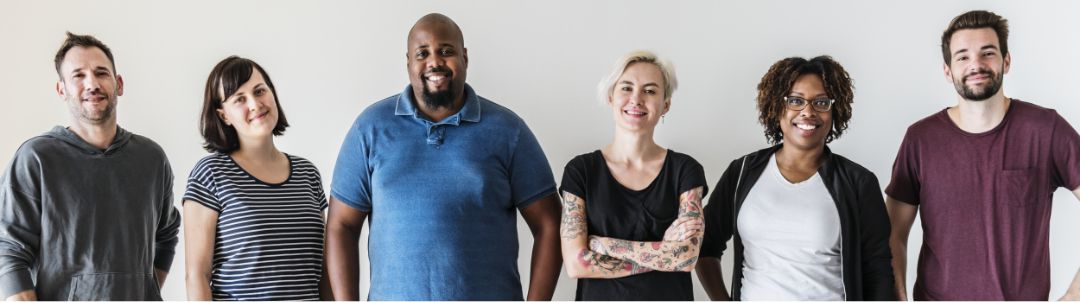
left=597, top=50, right=678, bottom=104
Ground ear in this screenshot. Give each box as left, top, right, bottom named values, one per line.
left=217, top=108, right=231, bottom=126
left=114, top=74, right=124, bottom=97
left=663, top=99, right=671, bottom=115
left=462, top=47, right=469, bottom=67
left=942, top=62, right=953, bottom=83
left=1003, top=52, right=1011, bottom=74
left=55, top=80, right=65, bottom=99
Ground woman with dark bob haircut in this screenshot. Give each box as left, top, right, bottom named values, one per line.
left=695, top=56, right=896, bottom=300
left=182, top=56, right=328, bottom=300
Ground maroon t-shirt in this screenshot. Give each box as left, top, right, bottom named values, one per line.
left=886, top=100, right=1080, bottom=300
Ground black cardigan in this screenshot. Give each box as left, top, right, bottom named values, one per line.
left=699, top=145, right=897, bottom=300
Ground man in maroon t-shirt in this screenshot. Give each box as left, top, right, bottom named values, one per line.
left=885, top=10, right=1080, bottom=301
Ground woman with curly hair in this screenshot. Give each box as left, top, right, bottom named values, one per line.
left=695, top=56, right=896, bottom=300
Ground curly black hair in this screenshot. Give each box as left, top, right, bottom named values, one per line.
left=756, top=56, right=854, bottom=144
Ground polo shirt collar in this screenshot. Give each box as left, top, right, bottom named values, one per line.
left=394, top=83, right=482, bottom=124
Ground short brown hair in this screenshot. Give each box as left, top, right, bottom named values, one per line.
left=941, top=10, right=1009, bottom=65
left=200, top=56, right=289, bottom=153
left=756, top=56, right=854, bottom=144
left=54, top=32, right=116, bottom=78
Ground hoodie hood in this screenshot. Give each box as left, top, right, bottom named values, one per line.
left=46, top=125, right=133, bottom=156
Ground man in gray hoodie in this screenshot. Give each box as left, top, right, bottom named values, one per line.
left=0, top=32, right=181, bottom=300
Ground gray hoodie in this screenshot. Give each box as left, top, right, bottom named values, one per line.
left=0, top=126, right=180, bottom=300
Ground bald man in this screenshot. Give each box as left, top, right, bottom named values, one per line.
left=325, top=13, right=562, bottom=300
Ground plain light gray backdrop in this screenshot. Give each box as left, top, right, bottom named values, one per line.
left=2, top=0, right=1079, bottom=300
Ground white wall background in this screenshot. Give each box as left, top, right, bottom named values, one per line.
left=2, top=1, right=1079, bottom=300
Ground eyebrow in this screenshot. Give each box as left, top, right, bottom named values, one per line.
left=953, top=44, right=999, bottom=57
left=618, top=81, right=660, bottom=88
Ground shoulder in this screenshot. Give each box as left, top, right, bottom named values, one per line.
left=287, top=154, right=322, bottom=172
left=1008, top=99, right=1064, bottom=127
left=14, top=134, right=63, bottom=158
left=477, top=96, right=529, bottom=129
left=565, top=151, right=601, bottom=170
left=827, top=152, right=877, bottom=180
left=354, top=94, right=401, bottom=126
left=904, top=109, right=950, bottom=137
left=189, top=153, right=232, bottom=175
left=127, top=132, right=168, bottom=159
left=667, top=150, right=704, bottom=170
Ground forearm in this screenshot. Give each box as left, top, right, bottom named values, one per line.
left=695, top=257, right=730, bottom=301
left=4, top=290, right=35, bottom=301
left=154, top=269, right=167, bottom=290
left=326, top=225, right=361, bottom=300
left=184, top=273, right=211, bottom=301
left=589, top=235, right=701, bottom=272
left=525, top=213, right=560, bottom=300
left=560, top=191, right=650, bottom=279
left=1063, top=266, right=1080, bottom=300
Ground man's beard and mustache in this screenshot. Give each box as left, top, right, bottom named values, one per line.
left=66, top=89, right=117, bottom=125
left=952, top=66, right=1004, bottom=101
left=421, top=66, right=458, bottom=109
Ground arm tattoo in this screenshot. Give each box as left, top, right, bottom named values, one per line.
left=587, top=187, right=706, bottom=272
left=560, top=191, right=586, bottom=240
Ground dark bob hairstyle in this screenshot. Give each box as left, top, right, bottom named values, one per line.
left=200, top=56, right=289, bottom=153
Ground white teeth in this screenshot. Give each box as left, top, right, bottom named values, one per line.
left=796, top=123, right=817, bottom=130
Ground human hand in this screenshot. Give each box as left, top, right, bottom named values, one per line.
left=663, top=216, right=703, bottom=241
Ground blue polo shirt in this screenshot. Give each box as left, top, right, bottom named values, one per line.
left=331, top=84, right=556, bottom=300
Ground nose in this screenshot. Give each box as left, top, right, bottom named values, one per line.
left=799, top=103, right=818, bottom=117
left=426, top=55, right=445, bottom=71
left=82, top=76, right=101, bottom=93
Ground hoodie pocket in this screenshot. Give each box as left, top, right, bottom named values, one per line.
left=67, top=272, right=162, bottom=301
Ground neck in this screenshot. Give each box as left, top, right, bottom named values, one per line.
left=949, top=93, right=1010, bottom=133
left=604, top=128, right=662, bottom=165
left=233, top=135, right=280, bottom=162
left=67, top=119, right=117, bottom=150
left=415, top=95, right=464, bottom=123
left=775, top=143, right=825, bottom=170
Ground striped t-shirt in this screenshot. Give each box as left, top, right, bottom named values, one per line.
left=184, top=153, right=327, bottom=300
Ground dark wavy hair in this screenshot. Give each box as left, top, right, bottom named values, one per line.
left=200, top=56, right=289, bottom=153
left=941, top=10, right=1009, bottom=66
left=756, top=56, right=854, bottom=144
left=54, top=32, right=116, bottom=78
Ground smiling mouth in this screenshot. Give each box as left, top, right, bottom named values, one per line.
left=623, top=109, right=647, bottom=118
left=795, top=122, right=820, bottom=131
left=249, top=111, right=269, bottom=122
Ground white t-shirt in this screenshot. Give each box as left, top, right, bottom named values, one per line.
left=738, top=154, right=845, bottom=300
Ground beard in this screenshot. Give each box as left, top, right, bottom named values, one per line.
left=952, top=67, right=1003, bottom=101
left=66, top=91, right=117, bottom=125
left=420, top=67, right=458, bottom=109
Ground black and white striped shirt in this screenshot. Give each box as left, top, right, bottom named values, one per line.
left=184, top=153, right=327, bottom=300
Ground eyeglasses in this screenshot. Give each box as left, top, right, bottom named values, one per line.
left=783, top=96, right=835, bottom=113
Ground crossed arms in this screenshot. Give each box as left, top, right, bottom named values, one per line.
left=559, top=186, right=705, bottom=279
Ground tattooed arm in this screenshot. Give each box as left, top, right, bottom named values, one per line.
left=560, top=191, right=653, bottom=279
left=588, top=186, right=705, bottom=272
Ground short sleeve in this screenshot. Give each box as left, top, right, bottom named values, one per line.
left=1050, top=113, right=1080, bottom=190
left=699, top=157, right=741, bottom=258
left=508, top=123, right=557, bottom=209
left=330, top=116, right=374, bottom=212
left=183, top=157, right=222, bottom=213
left=676, top=154, right=709, bottom=198
left=559, top=155, right=588, bottom=199
left=885, top=128, right=922, bottom=205
left=312, top=165, right=329, bottom=211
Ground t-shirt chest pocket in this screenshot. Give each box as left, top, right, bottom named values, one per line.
left=997, top=168, right=1039, bottom=207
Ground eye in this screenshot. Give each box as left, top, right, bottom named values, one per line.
left=254, top=88, right=266, bottom=96
left=956, top=55, right=969, bottom=62
left=786, top=97, right=806, bottom=105
left=94, top=70, right=109, bottom=77
left=619, top=86, right=632, bottom=92
left=645, top=89, right=657, bottom=95
left=439, top=48, right=454, bottom=56
left=812, top=99, right=829, bottom=107
left=415, top=50, right=429, bottom=59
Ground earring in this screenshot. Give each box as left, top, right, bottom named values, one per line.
left=662, top=115, right=666, bottom=124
